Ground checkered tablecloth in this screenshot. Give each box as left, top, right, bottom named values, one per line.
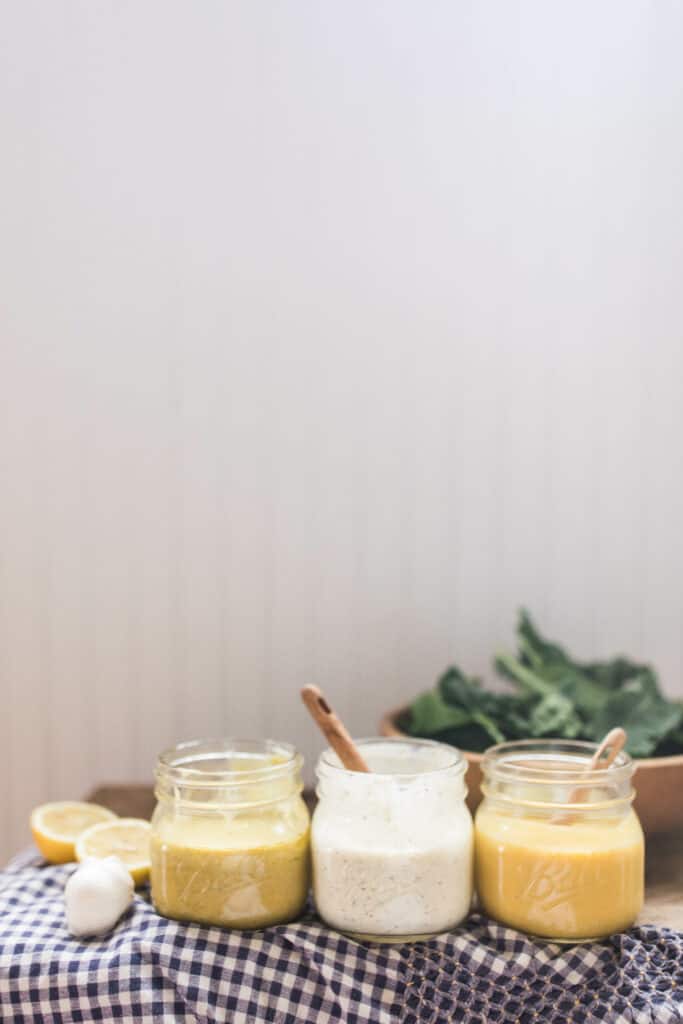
left=1, top=850, right=681, bottom=1024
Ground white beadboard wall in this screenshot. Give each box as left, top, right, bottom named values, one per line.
left=2, top=0, right=683, bottom=862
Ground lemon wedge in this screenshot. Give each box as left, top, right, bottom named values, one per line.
left=75, top=818, right=152, bottom=886
left=30, top=802, right=117, bottom=864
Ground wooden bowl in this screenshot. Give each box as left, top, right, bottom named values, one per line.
left=379, top=705, right=683, bottom=835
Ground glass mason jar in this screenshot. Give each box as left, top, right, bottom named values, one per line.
left=311, top=738, right=473, bottom=943
left=475, top=740, right=644, bottom=942
left=150, top=738, right=310, bottom=929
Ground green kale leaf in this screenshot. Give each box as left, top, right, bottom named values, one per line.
left=403, top=609, right=683, bottom=757
left=588, top=672, right=682, bottom=757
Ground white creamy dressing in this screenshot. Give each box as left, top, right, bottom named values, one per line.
left=312, top=741, right=473, bottom=939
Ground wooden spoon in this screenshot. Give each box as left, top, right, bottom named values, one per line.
left=301, top=685, right=369, bottom=772
left=554, top=727, right=627, bottom=824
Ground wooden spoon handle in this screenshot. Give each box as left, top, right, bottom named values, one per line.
left=300, top=685, right=369, bottom=773
left=555, top=727, right=628, bottom=825
left=588, top=727, right=626, bottom=771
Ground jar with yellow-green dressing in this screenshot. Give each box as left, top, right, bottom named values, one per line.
left=150, top=739, right=310, bottom=929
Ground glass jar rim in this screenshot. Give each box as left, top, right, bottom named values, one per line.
left=156, top=737, right=302, bottom=789
left=318, top=736, right=466, bottom=779
left=481, top=738, right=634, bottom=787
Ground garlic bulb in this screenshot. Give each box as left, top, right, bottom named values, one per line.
left=65, top=856, right=134, bottom=937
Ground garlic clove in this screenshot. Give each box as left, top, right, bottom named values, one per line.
left=65, top=856, right=134, bottom=938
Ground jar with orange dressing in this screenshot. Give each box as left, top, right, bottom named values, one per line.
left=474, top=740, right=644, bottom=941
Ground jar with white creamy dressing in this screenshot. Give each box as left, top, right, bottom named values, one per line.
left=311, top=738, right=473, bottom=942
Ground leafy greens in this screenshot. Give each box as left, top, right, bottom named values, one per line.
left=403, top=610, right=683, bottom=757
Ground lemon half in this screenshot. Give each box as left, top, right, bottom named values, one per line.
left=31, top=802, right=117, bottom=864
left=75, top=818, right=152, bottom=886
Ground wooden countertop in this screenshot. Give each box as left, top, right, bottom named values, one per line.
left=87, top=783, right=683, bottom=932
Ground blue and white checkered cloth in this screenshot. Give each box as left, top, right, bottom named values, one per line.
left=1, top=850, right=681, bottom=1023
